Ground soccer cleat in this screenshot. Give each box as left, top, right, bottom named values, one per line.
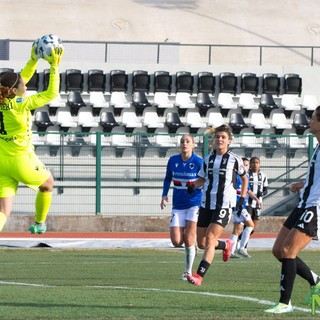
left=187, top=273, right=203, bottom=286
left=222, top=239, right=234, bottom=262
left=264, top=302, right=293, bottom=314
left=238, top=248, right=251, bottom=258
left=29, top=222, right=47, bottom=234
left=231, top=253, right=242, bottom=259
left=180, top=272, right=190, bottom=281
left=304, top=282, right=320, bottom=305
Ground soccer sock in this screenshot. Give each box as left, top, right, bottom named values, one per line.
left=296, top=256, right=320, bottom=286
left=215, top=240, right=226, bottom=250
left=0, top=212, right=7, bottom=232
left=239, top=226, right=253, bottom=250
left=280, top=258, right=297, bottom=305
left=229, top=234, right=238, bottom=254
left=245, top=229, right=254, bottom=249
left=196, top=259, right=211, bottom=278
left=185, top=245, right=196, bottom=275
left=35, top=191, right=52, bottom=223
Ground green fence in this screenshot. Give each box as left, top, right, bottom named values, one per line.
left=13, top=131, right=313, bottom=217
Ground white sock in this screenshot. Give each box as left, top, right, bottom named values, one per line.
left=229, top=234, right=238, bottom=254
left=239, top=226, right=253, bottom=251
left=185, top=245, right=196, bottom=275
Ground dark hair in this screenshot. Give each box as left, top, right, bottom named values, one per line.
left=205, top=124, right=233, bottom=140
left=250, top=156, right=260, bottom=165
left=242, top=157, right=250, bottom=162
left=0, top=72, right=21, bottom=104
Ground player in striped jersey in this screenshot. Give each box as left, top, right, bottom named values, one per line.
left=0, top=43, right=63, bottom=234
left=161, top=134, right=203, bottom=280
left=186, top=124, right=248, bottom=286
left=265, top=106, right=320, bottom=314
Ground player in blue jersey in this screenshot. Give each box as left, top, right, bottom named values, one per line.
left=161, top=134, right=203, bottom=280
left=265, top=106, right=320, bottom=314
left=229, top=158, right=261, bottom=258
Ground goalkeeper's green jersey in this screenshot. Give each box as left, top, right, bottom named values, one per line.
left=0, top=61, right=59, bottom=156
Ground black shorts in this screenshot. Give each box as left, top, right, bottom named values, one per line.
left=283, top=206, right=319, bottom=238
left=247, top=207, right=262, bottom=221
left=197, top=206, right=232, bottom=228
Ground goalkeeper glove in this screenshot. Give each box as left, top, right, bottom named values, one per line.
left=236, top=197, right=245, bottom=217
left=47, top=46, right=64, bottom=67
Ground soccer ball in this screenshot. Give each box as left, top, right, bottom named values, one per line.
left=34, top=34, right=63, bottom=61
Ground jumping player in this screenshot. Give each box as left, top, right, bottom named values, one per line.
left=0, top=42, right=64, bottom=234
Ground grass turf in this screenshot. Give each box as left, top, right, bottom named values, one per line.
left=0, top=248, right=318, bottom=319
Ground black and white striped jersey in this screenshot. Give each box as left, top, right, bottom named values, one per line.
left=298, top=144, right=320, bottom=208
left=247, top=170, right=268, bottom=208
left=198, top=150, right=246, bottom=210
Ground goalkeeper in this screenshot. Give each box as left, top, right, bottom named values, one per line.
left=0, top=42, right=64, bottom=234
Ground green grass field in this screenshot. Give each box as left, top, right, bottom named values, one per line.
left=0, top=247, right=319, bottom=320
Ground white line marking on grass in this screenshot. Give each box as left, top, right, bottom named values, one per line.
left=89, top=285, right=316, bottom=314
left=0, top=280, right=55, bottom=287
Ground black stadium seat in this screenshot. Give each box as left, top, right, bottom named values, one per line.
left=154, top=71, right=172, bottom=93
left=219, top=72, right=237, bottom=95
left=65, top=69, right=84, bottom=92
left=87, top=69, right=106, bottom=92
left=240, top=72, right=259, bottom=95
left=262, top=73, right=280, bottom=95
left=283, top=73, right=302, bottom=96
left=132, top=70, right=151, bottom=116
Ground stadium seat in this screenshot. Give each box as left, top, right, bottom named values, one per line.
left=154, top=71, right=172, bottom=93
left=238, top=93, right=259, bottom=117
left=110, top=127, right=133, bottom=158
left=302, top=94, right=318, bottom=118
left=132, top=70, right=151, bottom=116
left=121, top=108, right=143, bottom=133
left=134, top=133, right=153, bottom=158
left=282, top=129, right=308, bottom=157
left=99, top=111, right=119, bottom=133
left=174, top=92, right=195, bottom=116
left=89, top=91, right=110, bottom=116
left=153, top=92, right=174, bottom=116
left=259, top=93, right=279, bottom=118
left=56, top=108, right=78, bottom=132
left=43, top=68, right=62, bottom=91
left=249, top=111, right=271, bottom=133
left=240, top=73, right=259, bottom=95
left=67, top=133, right=88, bottom=157
left=219, top=72, right=237, bottom=95
left=65, top=69, right=84, bottom=92
left=165, top=111, right=184, bottom=133
left=154, top=128, right=177, bottom=157
left=262, top=73, right=280, bottom=95
left=283, top=73, right=302, bottom=96
left=207, top=110, right=225, bottom=127
left=217, top=92, right=238, bottom=117
left=78, top=107, right=99, bottom=133
left=196, top=72, right=216, bottom=116
left=48, top=93, right=66, bottom=116
left=142, top=107, right=164, bottom=133
left=185, top=110, right=206, bottom=133
left=109, top=91, right=131, bottom=116
left=34, top=110, right=54, bottom=133
left=261, top=128, right=283, bottom=158
left=280, top=94, right=301, bottom=117
left=87, top=69, right=106, bottom=92
left=239, top=129, right=263, bottom=158
left=67, top=91, right=86, bottom=116
left=271, top=110, right=292, bottom=134
left=45, top=126, right=64, bottom=157
left=229, top=112, right=248, bottom=134
left=293, top=113, right=310, bottom=134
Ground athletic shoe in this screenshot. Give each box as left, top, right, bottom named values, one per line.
left=180, top=272, right=190, bottom=281
left=222, top=239, right=234, bottom=262
left=304, top=282, right=320, bottom=305
left=238, top=248, right=251, bottom=258
left=264, top=302, right=293, bottom=314
left=29, top=222, right=47, bottom=234
left=231, top=253, right=241, bottom=259
left=187, top=273, right=203, bottom=286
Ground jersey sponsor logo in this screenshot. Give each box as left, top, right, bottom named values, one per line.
left=16, top=98, right=23, bottom=103
left=189, top=163, right=195, bottom=169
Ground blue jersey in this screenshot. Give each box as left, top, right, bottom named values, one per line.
left=162, top=153, right=203, bottom=210
left=236, top=174, right=250, bottom=209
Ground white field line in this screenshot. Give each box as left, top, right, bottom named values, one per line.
left=0, top=280, right=317, bottom=314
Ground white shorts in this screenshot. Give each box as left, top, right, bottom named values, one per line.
left=170, top=206, right=199, bottom=228
left=232, top=208, right=252, bottom=224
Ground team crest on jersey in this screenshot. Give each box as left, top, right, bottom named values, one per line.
left=189, top=163, right=195, bottom=169
left=175, top=163, right=179, bottom=168
left=16, top=98, right=23, bottom=103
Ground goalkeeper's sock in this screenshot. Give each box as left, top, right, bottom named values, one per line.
left=35, top=191, right=52, bottom=223
left=0, top=212, right=7, bottom=232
